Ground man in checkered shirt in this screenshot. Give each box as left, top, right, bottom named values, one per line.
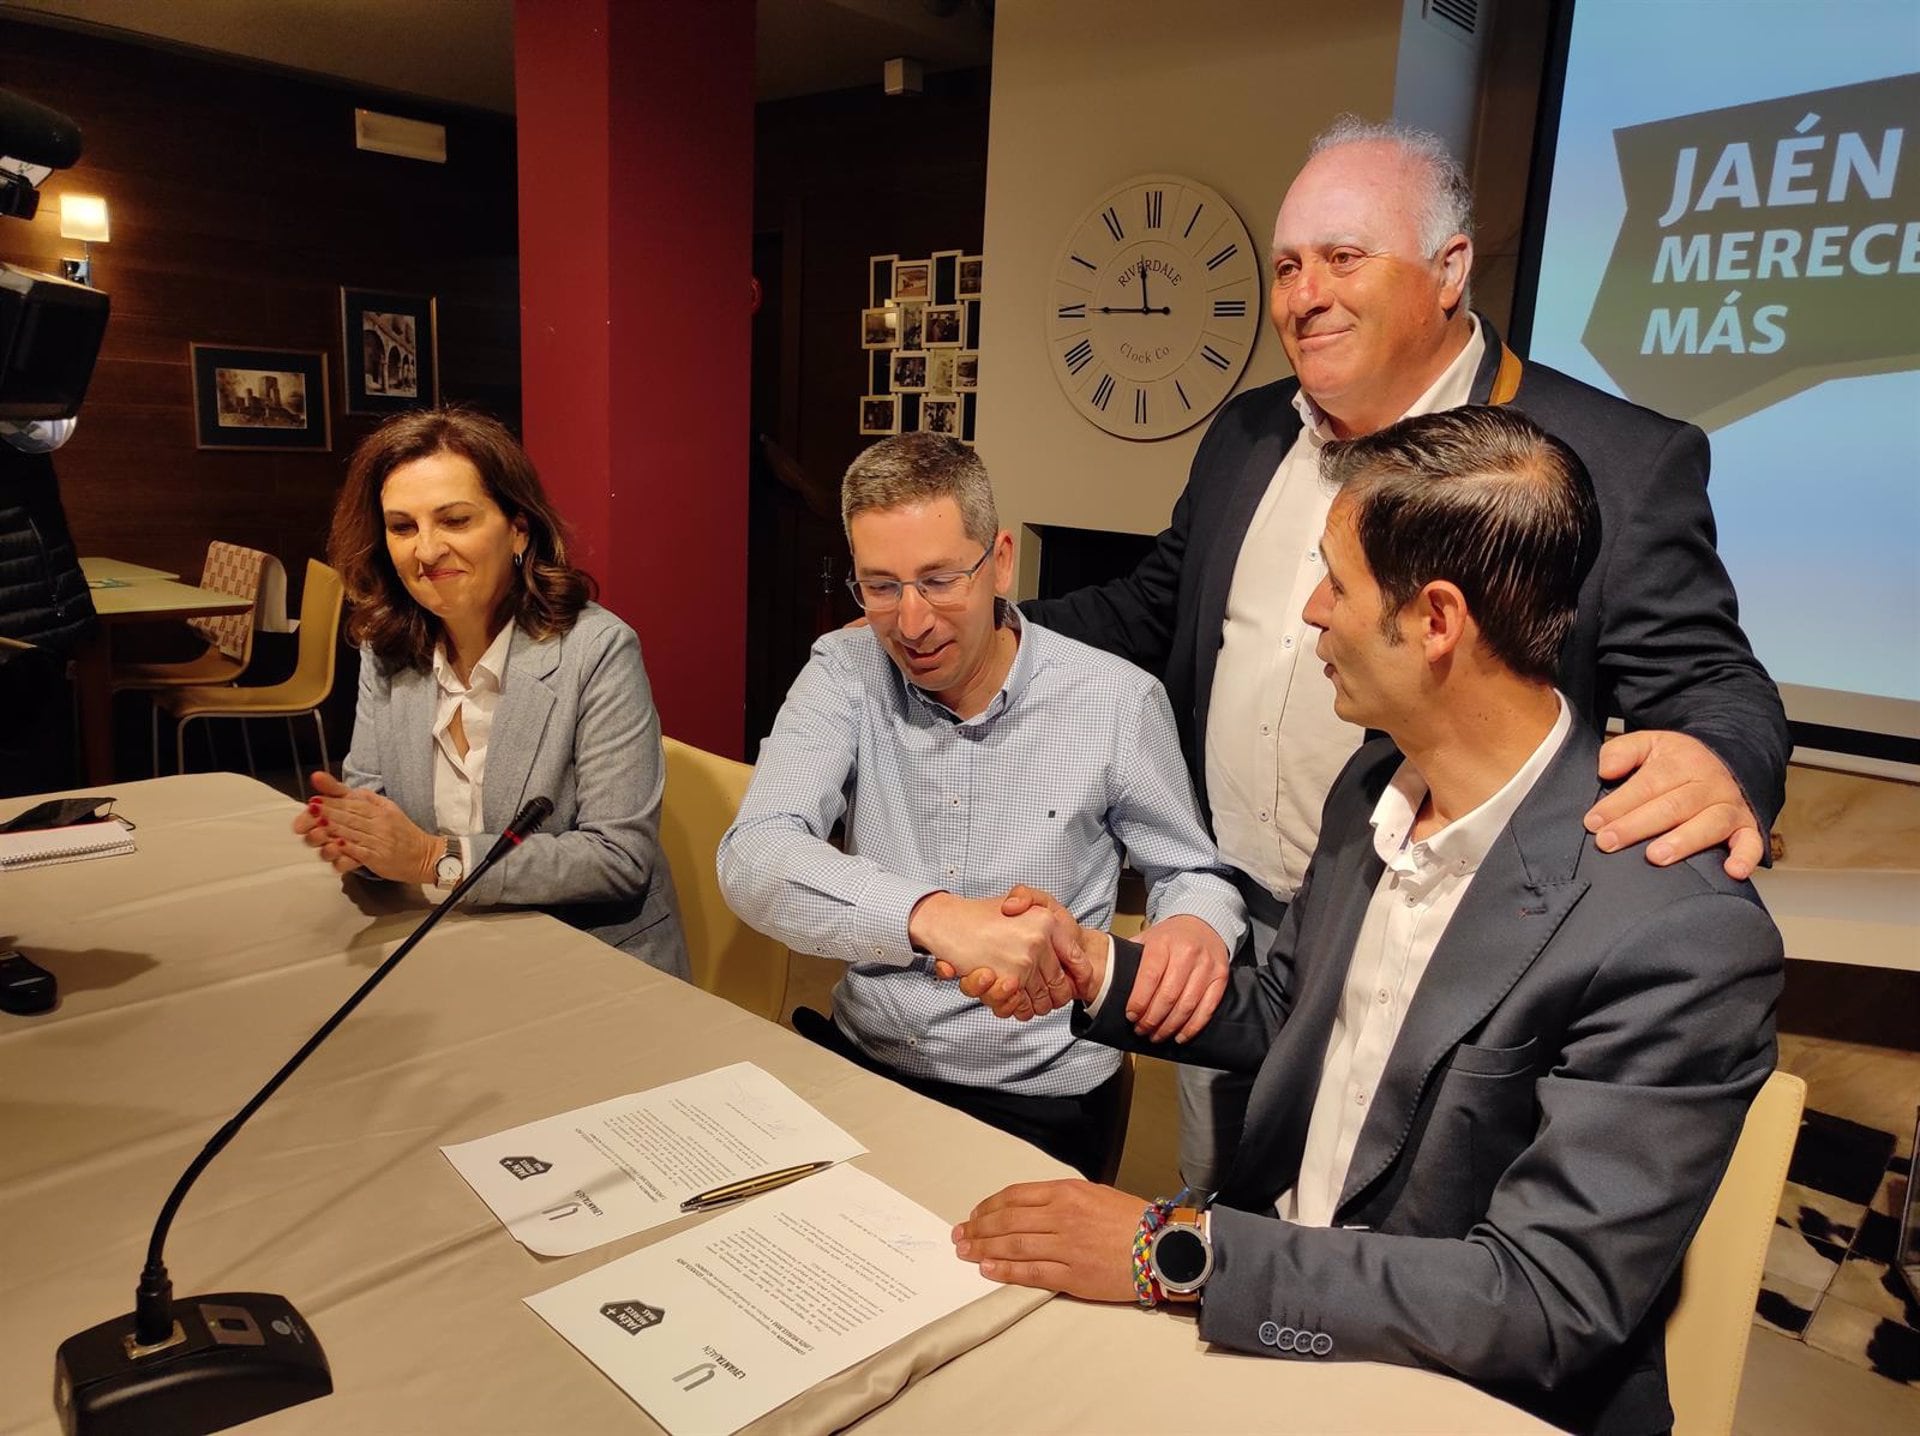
left=720, top=433, right=1245, bottom=1178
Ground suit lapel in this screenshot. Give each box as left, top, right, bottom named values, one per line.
left=481, top=625, right=559, bottom=832
left=386, top=662, right=439, bottom=821
left=1218, top=776, right=1387, bottom=1208
left=1333, top=727, right=1599, bottom=1216
left=1190, top=400, right=1301, bottom=759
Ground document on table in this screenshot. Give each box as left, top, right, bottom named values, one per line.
left=441, top=1062, right=865, bottom=1256
left=526, top=1162, right=997, bottom=1436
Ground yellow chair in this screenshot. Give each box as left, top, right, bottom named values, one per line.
left=114, top=540, right=271, bottom=690
left=1666, top=1068, right=1808, bottom=1436
left=660, top=736, right=790, bottom=1022
left=154, top=561, right=345, bottom=796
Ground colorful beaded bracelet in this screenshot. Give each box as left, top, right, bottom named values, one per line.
left=1131, top=1187, right=1190, bottom=1308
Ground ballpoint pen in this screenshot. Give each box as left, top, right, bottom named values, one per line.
left=679, top=1159, right=836, bottom=1213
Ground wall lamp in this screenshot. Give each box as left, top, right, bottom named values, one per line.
left=58, top=192, right=109, bottom=286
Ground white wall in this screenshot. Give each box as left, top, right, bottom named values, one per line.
left=974, top=0, right=1406, bottom=586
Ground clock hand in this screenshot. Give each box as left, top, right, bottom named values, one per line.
left=1137, top=259, right=1152, bottom=313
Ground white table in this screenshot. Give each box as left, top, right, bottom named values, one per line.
left=0, top=775, right=1550, bottom=1435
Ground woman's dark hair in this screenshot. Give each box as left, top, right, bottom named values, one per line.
left=329, top=407, right=596, bottom=670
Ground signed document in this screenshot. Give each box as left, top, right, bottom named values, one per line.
left=526, top=1163, right=998, bottom=1436
left=442, top=1062, right=865, bottom=1256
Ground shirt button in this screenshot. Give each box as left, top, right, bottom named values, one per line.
left=1308, top=549, right=1320, bottom=562
left=1282, top=636, right=1294, bottom=649
left=1376, top=988, right=1390, bottom=1005
left=1405, top=894, right=1416, bottom=907
left=1259, top=810, right=1270, bottom=822
left=1354, top=1090, right=1368, bottom=1106
left=1260, top=723, right=1271, bottom=736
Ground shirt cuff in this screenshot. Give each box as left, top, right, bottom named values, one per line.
left=1083, top=932, right=1119, bottom=1017
left=459, top=835, right=475, bottom=874
left=850, top=869, right=944, bottom=967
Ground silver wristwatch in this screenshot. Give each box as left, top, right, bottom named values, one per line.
left=432, top=837, right=464, bottom=890
left=1149, top=1205, right=1213, bottom=1302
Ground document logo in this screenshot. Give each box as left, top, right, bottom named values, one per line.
left=673, top=1362, right=716, bottom=1391
left=499, top=1155, right=552, bottom=1180
left=600, top=1300, right=664, bottom=1336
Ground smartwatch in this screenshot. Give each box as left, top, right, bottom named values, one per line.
left=1148, top=1205, right=1212, bottom=1302
left=433, top=837, right=464, bottom=890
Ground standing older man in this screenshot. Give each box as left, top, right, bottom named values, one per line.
left=1026, top=116, right=1790, bottom=1191
left=720, top=434, right=1244, bottom=1179
left=960, top=408, right=1782, bottom=1436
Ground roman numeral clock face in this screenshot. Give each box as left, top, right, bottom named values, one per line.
left=1048, top=175, right=1262, bottom=440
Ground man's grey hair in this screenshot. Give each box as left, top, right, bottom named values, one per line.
left=841, top=432, right=998, bottom=546
left=1308, top=115, right=1474, bottom=256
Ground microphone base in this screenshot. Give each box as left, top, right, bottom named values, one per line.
left=54, top=1291, right=331, bottom=1436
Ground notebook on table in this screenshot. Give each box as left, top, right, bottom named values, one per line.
left=0, top=821, right=136, bottom=871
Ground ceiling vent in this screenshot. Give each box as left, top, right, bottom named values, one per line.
left=1425, top=0, right=1482, bottom=39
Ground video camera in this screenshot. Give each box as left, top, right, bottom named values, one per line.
left=0, top=87, right=109, bottom=422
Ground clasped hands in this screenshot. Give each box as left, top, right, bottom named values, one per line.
left=913, top=886, right=1229, bottom=1042
left=289, top=771, right=442, bottom=882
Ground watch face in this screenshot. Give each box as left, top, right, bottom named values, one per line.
left=1154, top=1226, right=1209, bottom=1287
left=1047, top=174, right=1262, bottom=440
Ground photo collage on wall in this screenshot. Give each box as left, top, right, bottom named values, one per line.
left=859, top=250, right=982, bottom=443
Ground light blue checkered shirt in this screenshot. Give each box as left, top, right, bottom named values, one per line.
left=719, top=613, right=1246, bottom=1097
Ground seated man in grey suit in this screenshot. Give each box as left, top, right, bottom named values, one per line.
left=719, top=433, right=1245, bottom=1180
left=952, top=407, right=1783, bottom=1436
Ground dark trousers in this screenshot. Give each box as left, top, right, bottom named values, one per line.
left=791, top=1007, right=1124, bottom=1181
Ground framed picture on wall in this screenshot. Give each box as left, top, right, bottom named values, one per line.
left=922, top=304, right=964, bottom=348
left=957, top=255, right=984, bottom=299
left=931, top=249, right=962, bottom=306
left=340, top=288, right=439, bottom=414
left=920, top=395, right=960, bottom=437
left=861, top=306, right=900, bottom=349
left=859, top=395, right=900, bottom=436
left=954, top=351, right=978, bottom=391
left=891, top=350, right=930, bottom=393
left=869, top=254, right=898, bottom=308
left=190, top=344, right=331, bottom=451
left=892, top=260, right=931, bottom=302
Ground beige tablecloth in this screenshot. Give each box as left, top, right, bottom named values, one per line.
left=0, top=775, right=1550, bottom=1435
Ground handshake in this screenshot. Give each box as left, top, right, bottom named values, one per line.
left=908, top=886, right=1230, bottom=1043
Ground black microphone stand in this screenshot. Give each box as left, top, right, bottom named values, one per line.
left=54, top=798, right=552, bottom=1436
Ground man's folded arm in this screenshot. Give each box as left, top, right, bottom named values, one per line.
left=717, top=647, right=937, bottom=967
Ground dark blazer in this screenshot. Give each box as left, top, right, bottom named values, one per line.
left=343, top=603, right=690, bottom=978
left=1078, top=724, right=1782, bottom=1436
left=1025, top=317, right=1791, bottom=835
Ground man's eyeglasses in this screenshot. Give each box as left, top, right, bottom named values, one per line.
left=845, top=546, right=992, bottom=613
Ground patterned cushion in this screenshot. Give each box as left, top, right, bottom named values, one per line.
left=185, top=541, right=268, bottom=660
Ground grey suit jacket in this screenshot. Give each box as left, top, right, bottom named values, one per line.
left=343, top=603, right=690, bottom=978
left=1078, top=724, right=1781, bottom=1436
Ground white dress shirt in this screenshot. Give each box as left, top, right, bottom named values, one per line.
left=1205, top=320, right=1487, bottom=901
left=1276, top=694, right=1573, bottom=1226
left=426, top=622, right=515, bottom=881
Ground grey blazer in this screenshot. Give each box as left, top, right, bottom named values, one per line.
left=1079, top=724, right=1781, bottom=1436
left=343, top=602, right=690, bottom=979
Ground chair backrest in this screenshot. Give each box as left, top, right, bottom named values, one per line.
left=185, top=541, right=269, bottom=662
left=659, top=736, right=789, bottom=1023
left=279, top=560, right=345, bottom=707
left=1666, top=1068, right=1807, bottom=1436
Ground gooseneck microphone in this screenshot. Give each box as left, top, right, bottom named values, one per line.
left=54, top=797, right=553, bottom=1436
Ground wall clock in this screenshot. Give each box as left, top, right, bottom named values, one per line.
left=1047, top=173, right=1262, bottom=440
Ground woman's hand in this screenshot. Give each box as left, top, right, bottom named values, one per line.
left=301, top=771, right=439, bottom=881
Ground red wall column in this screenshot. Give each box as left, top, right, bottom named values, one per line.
left=515, top=0, right=753, bottom=756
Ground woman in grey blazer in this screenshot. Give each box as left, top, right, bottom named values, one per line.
left=291, top=408, right=689, bottom=979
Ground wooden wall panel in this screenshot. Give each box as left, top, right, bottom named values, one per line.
left=2, top=19, right=522, bottom=600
